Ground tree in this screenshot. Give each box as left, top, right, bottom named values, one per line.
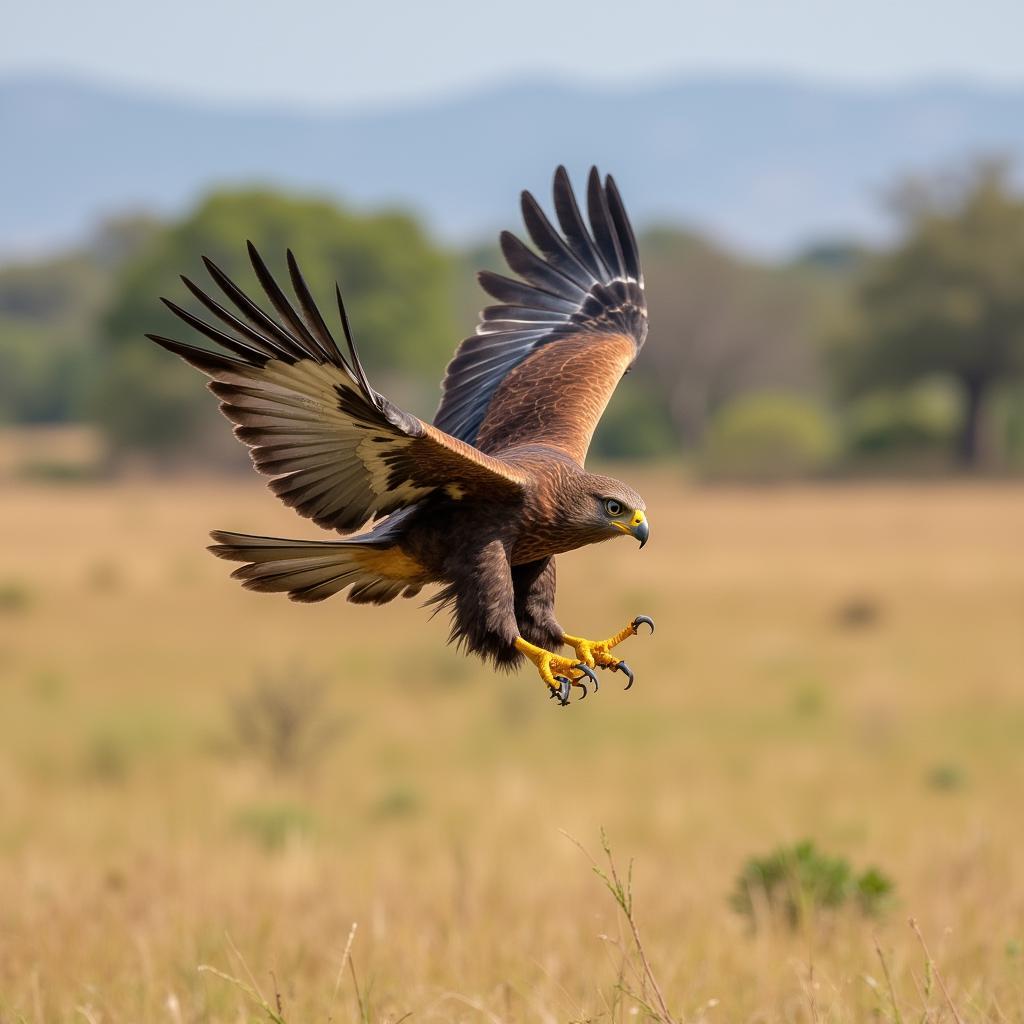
left=96, top=188, right=456, bottom=458
left=837, top=160, right=1024, bottom=467
left=0, top=214, right=163, bottom=428
left=0, top=253, right=112, bottom=424
left=636, top=228, right=837, bottom=449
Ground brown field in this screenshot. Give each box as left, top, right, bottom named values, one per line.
left=1, top=472, right=1023, bottom=1022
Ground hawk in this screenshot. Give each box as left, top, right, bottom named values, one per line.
left=149, top=166, right=654, bottom=705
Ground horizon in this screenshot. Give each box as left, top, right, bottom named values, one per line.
left=5, top=0, right=1024, bottom=109
left=10, top=64, right=1024, bottom=117
left=8, top=60, right=1024, bottom=261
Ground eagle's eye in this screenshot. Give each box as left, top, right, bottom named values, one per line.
left=604, top=498, right=624, bottom=517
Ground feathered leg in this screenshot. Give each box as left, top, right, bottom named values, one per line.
left=512, top=558, right=564, bottom=652
left=512, top=557, right=600, bottom=703
left=439, top=543, right=593, bottom=704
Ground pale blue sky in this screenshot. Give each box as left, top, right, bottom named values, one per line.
left=5, top=0, right=1024, bottom=108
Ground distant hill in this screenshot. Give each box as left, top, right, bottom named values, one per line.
left=5, top=71, right=1024, bottom=256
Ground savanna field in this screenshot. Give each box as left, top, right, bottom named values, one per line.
left=2, top=468, right=1023, bottom=1022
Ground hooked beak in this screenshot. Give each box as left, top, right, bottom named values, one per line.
left=631, top=510, right=649, bottom=548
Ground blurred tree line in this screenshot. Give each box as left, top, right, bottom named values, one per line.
left=834, top=160, right=1024, bottom=469
left=2, top=162, right=1023, bottom=477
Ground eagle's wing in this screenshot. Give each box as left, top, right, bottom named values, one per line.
left=434, top=166, right=647, bottom=465
left=148, top=244, right=526, bottom=534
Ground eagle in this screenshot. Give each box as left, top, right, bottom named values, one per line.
left=148, top=166, right=654, bottom=705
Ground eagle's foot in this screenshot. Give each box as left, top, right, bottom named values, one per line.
left=563, top=616, right=654, bottom=691
left=514, top=638, right=597, bottom=705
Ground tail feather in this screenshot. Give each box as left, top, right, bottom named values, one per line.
left=209, top=530, right=424, bottom=605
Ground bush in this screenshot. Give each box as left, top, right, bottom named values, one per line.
left=926, top=762, right=967, bottom=791
left=81, top=730, right=132, bottom=783
left=834, top=593, right=882, bottom=629
left=369, top=784, right=421, bottom=820
left=230, top=663, right=347, bottom=774
left=701, top=393, right=836, bottom=481
left=731, top=839, right=894, bottom=929
left=994, top=382, right=1024, bottom=468
left=234, top=802, right=315, bottom=852
left=0, top=579, right=33, bottom=614
left=16, top=458, right=103, bottom=483
left=591, top=378, right=678, bottom=459
left=843, top=378, right=960, bottom=462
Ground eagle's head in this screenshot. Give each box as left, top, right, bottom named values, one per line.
left=567, top=473, right=649, bottom=549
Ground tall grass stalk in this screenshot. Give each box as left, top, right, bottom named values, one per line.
left=564, top=828, right=680, bottom=1024
left=910, top=918, right=964, bottom=1024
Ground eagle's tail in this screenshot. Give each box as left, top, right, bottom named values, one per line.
left=208, top=530, right=427, bottom=605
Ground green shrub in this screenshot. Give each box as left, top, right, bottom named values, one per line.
left=0, top=580, right=32, bottom=614
left=234, top=802, right=315, bottom=852
left=844, top=379, right=960, bottom=461
left=855, top=866, right=895, bottom=914
left=701, top=393, right=837, bottom=481
left=926, top=762, right=967, bottom=791
left=731, top=839, right=894, bottom=928
left=81, top=731, right=132, bottom=783
left=16, top=459, right=103, bottom=483
left=591, top=380, right=678, bottom=459
left=998, top=383, right=1024, bottom=467
left=791, top=680, right=827, bottom=718
left=369, top=784, right=421, bottom=820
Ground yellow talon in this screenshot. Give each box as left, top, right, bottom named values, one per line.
left=563, top=617, right=653, bottom=670
left=514, top=637, right=596, bottom=704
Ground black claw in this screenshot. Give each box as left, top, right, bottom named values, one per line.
left=557, top=676, right=571, bottom=706
left=553, top=676, right=572, bottom=705
left=574, top=662, right=598, bottom=686
left=632, top=615, right=655, bottom=635
left=614, top=660, right=635, bottom=690
left=557, top=673, right=587, bottom=700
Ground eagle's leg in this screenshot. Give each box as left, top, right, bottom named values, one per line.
left=562, top=616, right=655, bottom=690
left=513, top=638, right=598, bottom=706
left=510, top=557, right=593, bottom=703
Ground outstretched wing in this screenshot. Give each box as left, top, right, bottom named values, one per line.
left=434, top=166, right=647, bottom=465
left=147, top=244, right=525, bottom=534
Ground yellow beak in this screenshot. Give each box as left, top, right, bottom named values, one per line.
left=630, top=510, right=649, bottom=548
left=614, top=510, right=649, bottom=547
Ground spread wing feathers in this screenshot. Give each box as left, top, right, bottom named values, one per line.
left=433, top=166, right=647, bottom=451
left=147, top=245, right=525, bottom=534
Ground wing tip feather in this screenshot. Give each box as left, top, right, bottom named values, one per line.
left=434, top=165, right=647, bottom=447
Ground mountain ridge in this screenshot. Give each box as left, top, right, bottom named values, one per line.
left=6, top=70, right=1024, bottom=257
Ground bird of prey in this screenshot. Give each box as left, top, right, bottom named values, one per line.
left=148, top=166, right=654, bottom=705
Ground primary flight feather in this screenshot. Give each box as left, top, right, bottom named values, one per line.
left=148, top=166, right=654, bottom=705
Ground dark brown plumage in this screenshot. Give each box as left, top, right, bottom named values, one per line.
left=148, top=166, right=654, bottom=702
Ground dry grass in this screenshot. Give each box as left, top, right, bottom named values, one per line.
left=1, top=470, right=1023, bottom=1021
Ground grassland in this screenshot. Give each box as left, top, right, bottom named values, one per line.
left=1, top=471, right=1023, bottom=1022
